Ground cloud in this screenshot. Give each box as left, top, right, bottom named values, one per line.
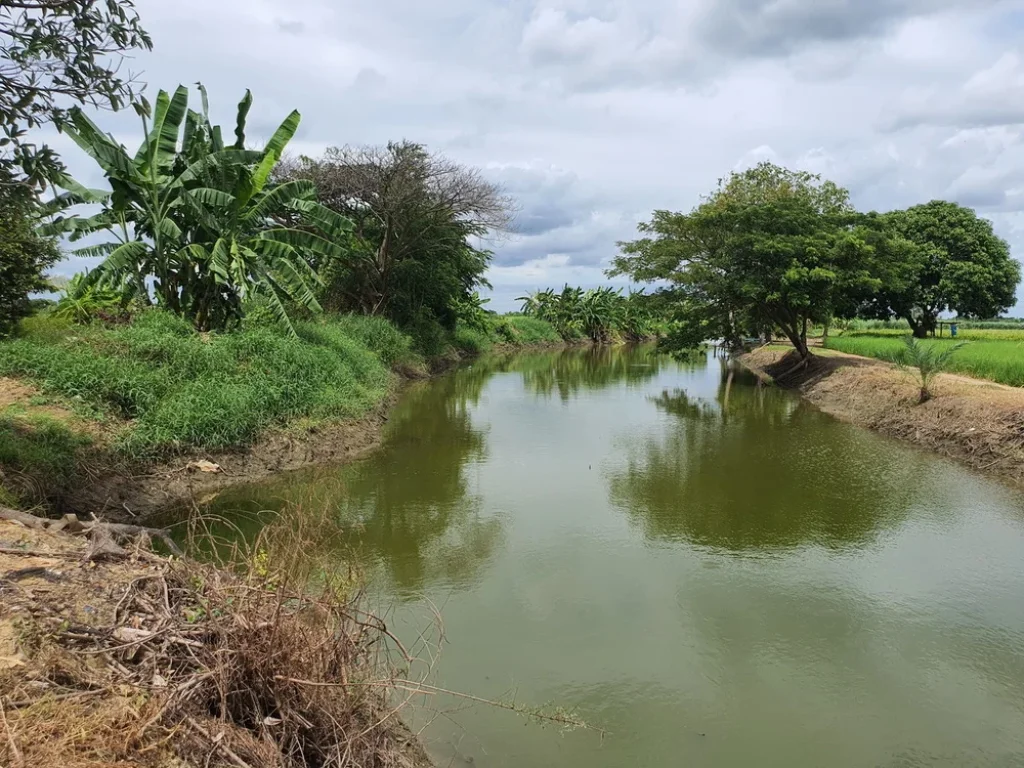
left=37, top=0, right=1024, bottom=311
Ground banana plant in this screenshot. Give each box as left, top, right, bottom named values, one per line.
left=44, top=85, right=353, bottom=334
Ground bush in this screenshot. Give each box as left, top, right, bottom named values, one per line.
left=0, top=184, right=61, bottom=336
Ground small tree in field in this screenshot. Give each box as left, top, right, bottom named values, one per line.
left=898, top=336, right=967, bottom=403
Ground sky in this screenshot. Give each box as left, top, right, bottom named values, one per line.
left=44, top=0, right=1024, bottom=312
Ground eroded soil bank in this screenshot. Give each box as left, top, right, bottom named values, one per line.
left=740, top=345, right=1024, bottom=487
left=0, top=514, right=433, bottom=768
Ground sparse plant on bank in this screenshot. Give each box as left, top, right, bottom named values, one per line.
left=898, top=335, right=968, bottom=403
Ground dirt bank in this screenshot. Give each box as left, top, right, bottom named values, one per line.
left=740, top=345, right=1024, bottom=487
left=0, top=513, right=432, bottom=768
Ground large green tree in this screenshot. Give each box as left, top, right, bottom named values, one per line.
left=278, top=142, right=513, bottom=333
left=866, top=201, right=1020, bottom=337
left=0, top=177, right=60, bottom=335
left=611, top=162, right=877, bottom=360
left=0, top=0, right=151, bottom=186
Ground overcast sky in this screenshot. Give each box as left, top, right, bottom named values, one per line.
left=48, top=0, right=1024, bottom=312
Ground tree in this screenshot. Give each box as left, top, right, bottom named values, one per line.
left=45, top=85, right=353, bottom=333
left=870, top=201, right=1020, bottom=338
left=611, top=162, right=877, bottom=360
left=0, top=0, right=151, bottom=186
left=278, top=142, right=514, bottom=331
left=0, top=177, right=60, bottom=335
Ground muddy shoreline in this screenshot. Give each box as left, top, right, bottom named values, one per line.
left=54, top=341, right=593, bottom=524
left=739, top=345, right=1024, bottom=488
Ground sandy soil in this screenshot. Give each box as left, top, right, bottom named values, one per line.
left=741, top=345, right=1024, bottom=487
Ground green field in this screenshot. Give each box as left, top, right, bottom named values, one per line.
left=825, top=334, right=1024, bottom=387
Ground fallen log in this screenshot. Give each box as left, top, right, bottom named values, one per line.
left=0, top=506, right=182, bottom=559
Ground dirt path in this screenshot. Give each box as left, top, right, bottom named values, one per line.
left=741, top=345, right=1024, bottom=487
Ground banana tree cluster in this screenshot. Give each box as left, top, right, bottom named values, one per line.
left=44, top=85, right=356, bottom=334
left=517, top=285, right=658, bottom=342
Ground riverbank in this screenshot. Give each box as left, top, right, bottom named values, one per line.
left=0, top=508, right=433, bottom=768
left=0, top=310, right=605, bottom=522
left=740, top=345, right=1024, bottom=487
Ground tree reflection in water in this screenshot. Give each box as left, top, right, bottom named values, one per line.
left=607, top=360, right=926, bottom=552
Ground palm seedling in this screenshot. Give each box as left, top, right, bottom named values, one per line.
left=898, top=335, right=967, bottom=403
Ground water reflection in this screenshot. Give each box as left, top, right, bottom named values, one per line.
left=205, top=374, right=502, bottom=595
left=471, top=344, right=664, bottom=401
left=607, top=361, right=927, bottom=552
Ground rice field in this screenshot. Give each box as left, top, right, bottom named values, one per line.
left=825, top=334, right=1024, bottom=387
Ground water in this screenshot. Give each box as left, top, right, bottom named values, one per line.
left=204, top=346, right=1024, bottom=767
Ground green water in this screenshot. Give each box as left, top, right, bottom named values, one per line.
left=205, top=346, right=1024, bottom=767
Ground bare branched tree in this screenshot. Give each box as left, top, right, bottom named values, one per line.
left=279, top=141, right=517, bottom=319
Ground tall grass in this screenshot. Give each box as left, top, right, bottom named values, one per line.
left=0, top=311, right=408, bottom=457
left=825, top=335, right=1024, bottom=387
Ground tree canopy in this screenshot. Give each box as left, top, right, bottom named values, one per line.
left=45, top=85, right=354, bottom=334
left=0, top=173, right=59, bottom=335
left=0, top=0, right=151, bottom=186
left=279, top=142, right=515, bottom=337
left=611, top=162, right=878, bottom=359
left=866, top=201, right=1020, bottom=337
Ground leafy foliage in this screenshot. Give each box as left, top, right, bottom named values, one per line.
left=52, top=272, right=133, bottom=325
left=0, top=0, right=152, bottom=185
left=897, top=335, right=968, bottom=403
left=864, top=201, right=1020, bottom=337
left=517, top=286, right=658, bottom=342
left=612, top=162, right=880, bottom=358
left=0, top=179, right=60, bottom=336
left=45, top=85, right=354, bottom=334
left=279, top=142, right=512, bottom=338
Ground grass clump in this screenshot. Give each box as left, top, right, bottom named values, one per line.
left=492, top=314, right=563, bottom=345
left=0, top=412, right=89, bottom=505
left=0, top=310, right=406, bottom=457
left=825, top=334, right=1024, bottom=387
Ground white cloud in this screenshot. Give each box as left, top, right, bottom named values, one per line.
left=40, top=0, right=1024, bottom=311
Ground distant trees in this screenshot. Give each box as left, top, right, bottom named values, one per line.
left=0, top=0, right=151, bottom=185
left=611, top=163, right=878, bottom=360
left=865, top=201, right=1020, bottom=337
left=279, top=142, right=515, bottom=335
left=615, top=164, right=1021, bottom=357
left=517, top=285, right=657, bottom=342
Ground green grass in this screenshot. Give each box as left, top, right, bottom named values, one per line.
left=492, top=314, right=564, bottom=345
left=0, top=413, right=90, bottom=506
left=448, top=314, right=564, bottom=356
left=0, top=310, right=409, bottom=457
left=839, top=327, right=1024, bottom=341
left=825, top=335, right=1024, bottom=387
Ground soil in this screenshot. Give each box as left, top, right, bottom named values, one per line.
left=0, top=517, right=434, bottom=768
left=740, top=345, right=1024, bottom=487
left=72, top=391, right=401, bottom=523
